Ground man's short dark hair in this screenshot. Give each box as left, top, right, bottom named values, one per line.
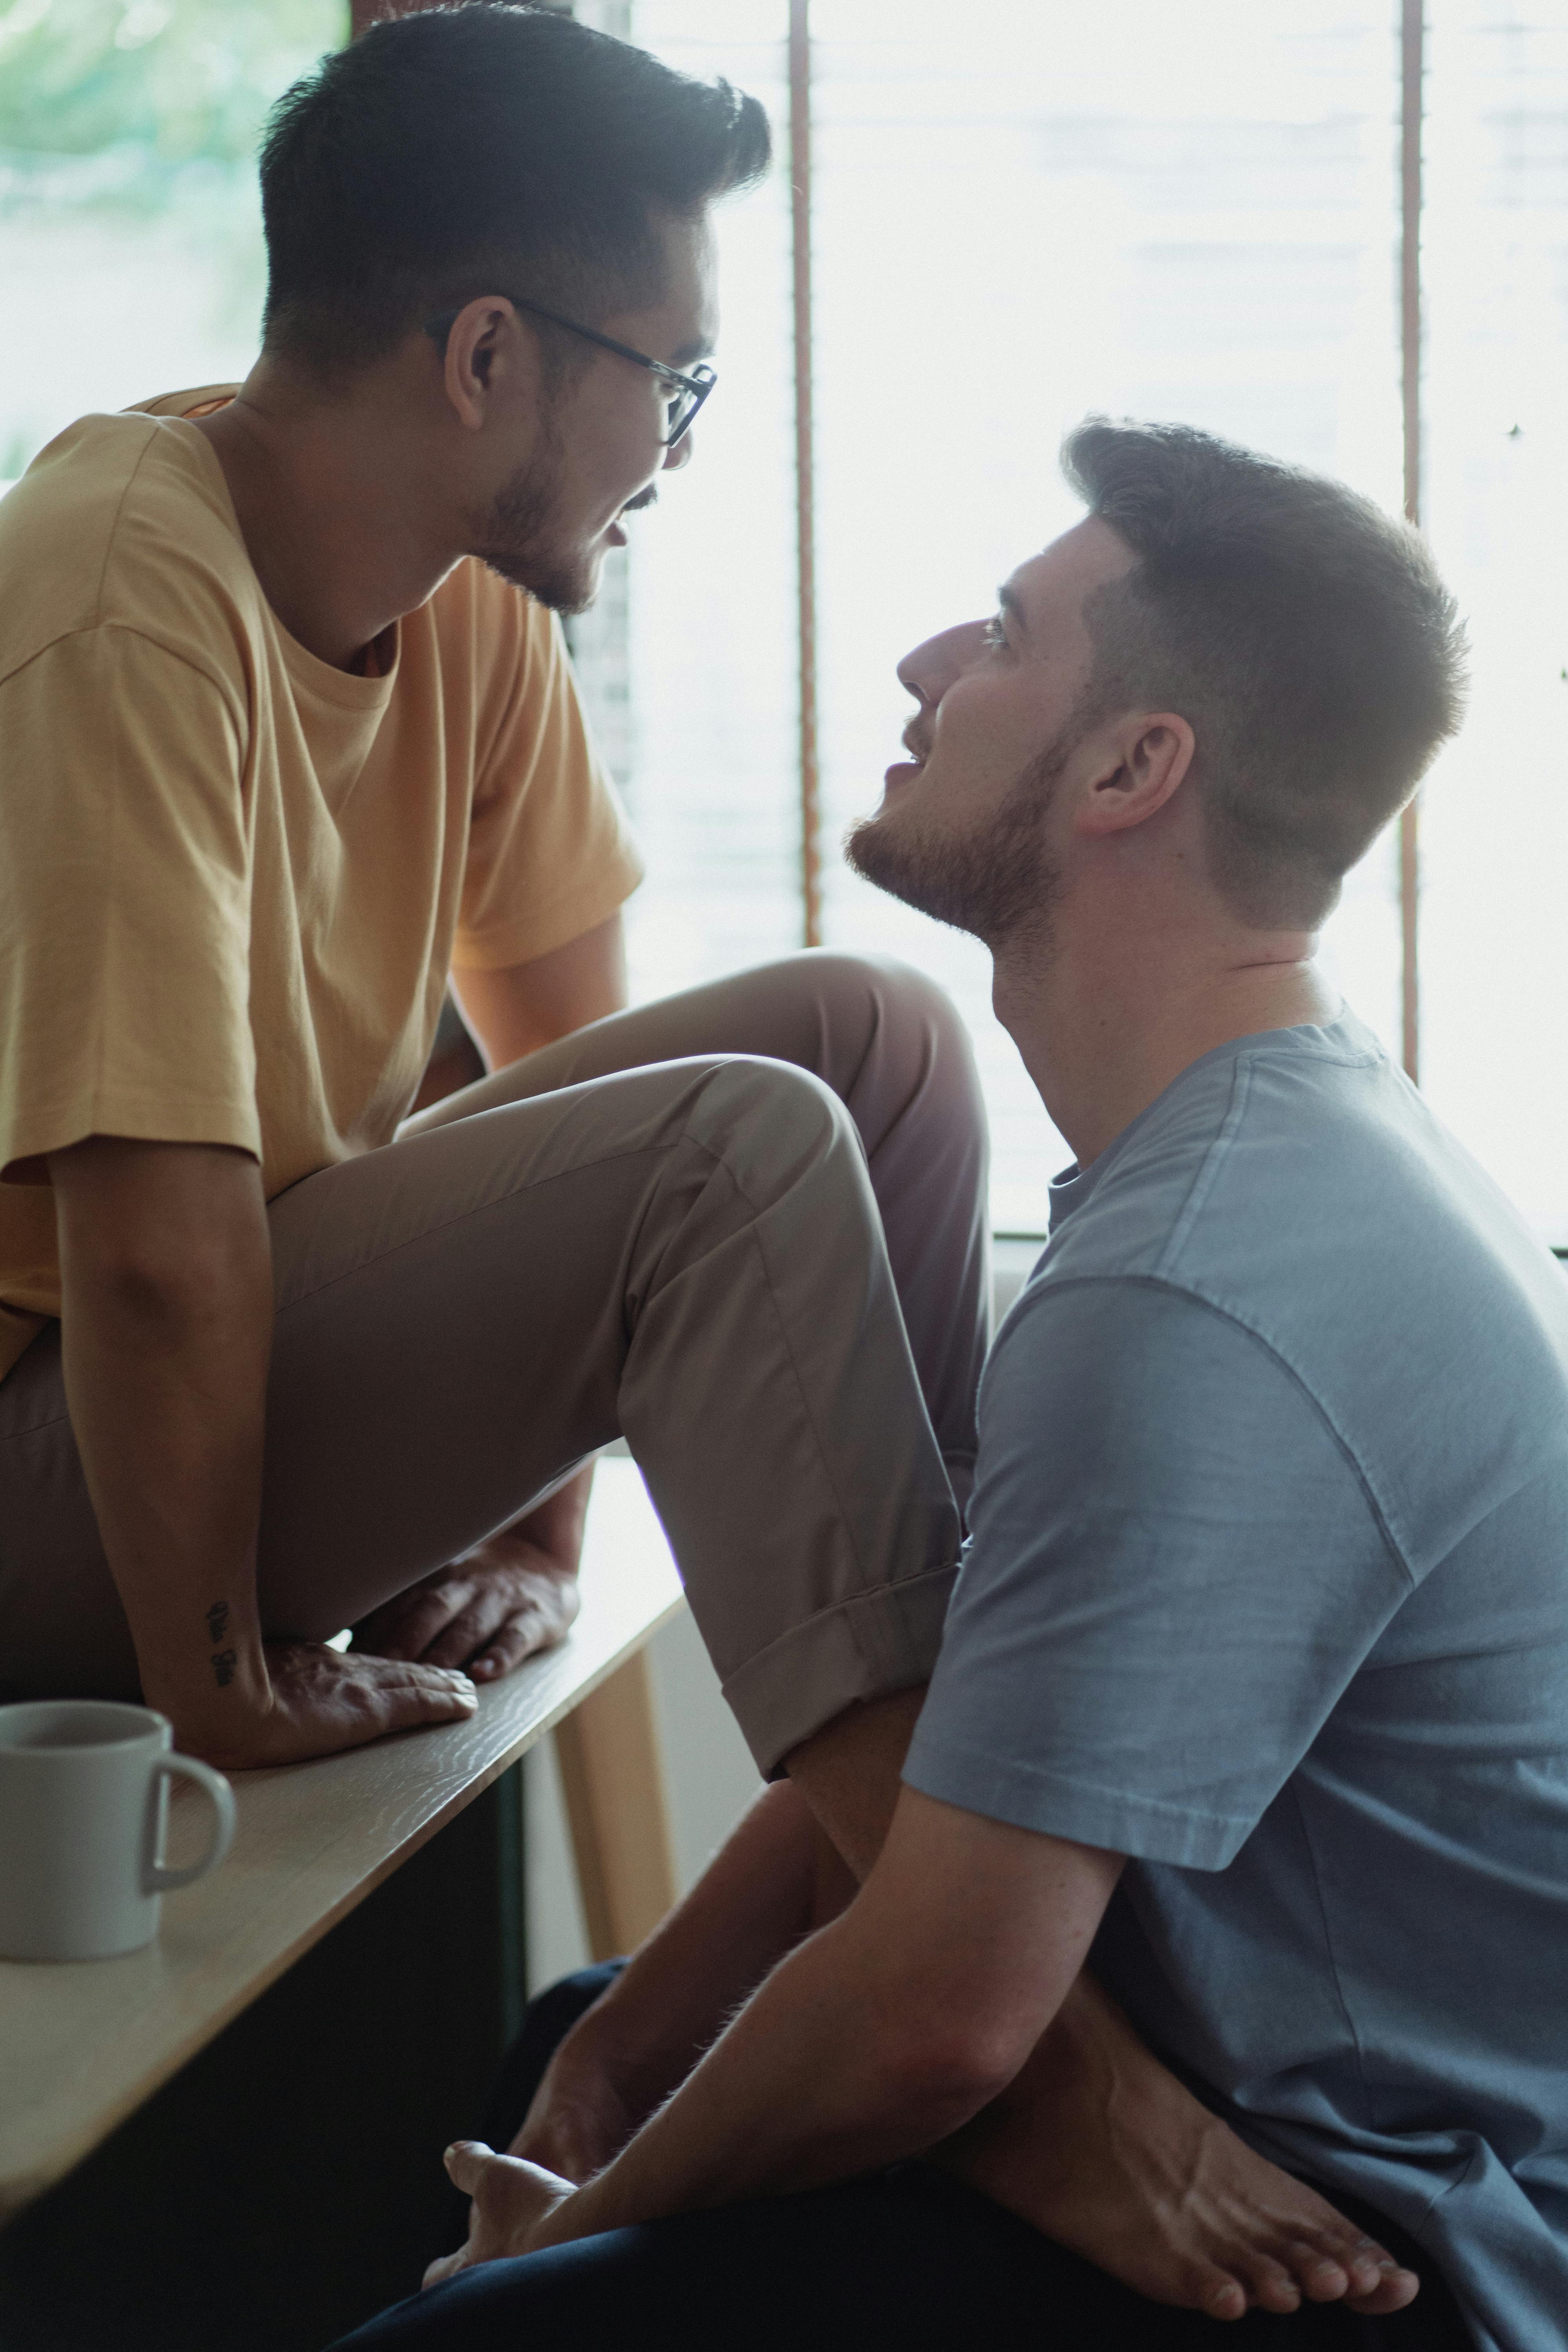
left=1060, top=419, right=1467, bottom=927
left=260, top=3, right=770, bottom=379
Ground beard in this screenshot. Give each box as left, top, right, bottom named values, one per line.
left=471, top=412, right=598, bottom=615
left=846, top=732, right=1071, bottom=951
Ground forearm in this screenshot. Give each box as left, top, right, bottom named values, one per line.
left=530, top=1797, right=1117, bottom=2247
left=522, top=1780, right=848, bottom=2169
left=539, top=1914, right=995, bottom=2246
left=51, top=1141, right=274, bottom=1744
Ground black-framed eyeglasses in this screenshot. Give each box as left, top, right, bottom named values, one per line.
left=423, top=294, right=716, bottom=446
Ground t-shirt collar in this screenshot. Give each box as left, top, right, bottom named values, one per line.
left=1046, top=1003, right=1367, bottom=1235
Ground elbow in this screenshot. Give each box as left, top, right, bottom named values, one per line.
left=66, top=1233, right=260, bottom=1336
left=867, top=2017, right=1028, bottom=2136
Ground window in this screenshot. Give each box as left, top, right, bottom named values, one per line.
left=1421, top=10, right=1568, bottom=1236
left=8, top=1, right=1564, bottom=1236
left=0, top=2, right=343, bottom=467
left=608, top=1, right=1568, bottom=1236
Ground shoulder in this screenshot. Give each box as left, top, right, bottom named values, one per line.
left=1013, top=1018, right=1568, bottom=1581
left=0, top=402, right=257, bottom=704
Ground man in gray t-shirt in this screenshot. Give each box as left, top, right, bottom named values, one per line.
left=362, top=424, right=1546, bottom=2352
left=905, top=1006, right=1568, bottom=2350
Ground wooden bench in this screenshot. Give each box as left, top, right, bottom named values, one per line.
left=0, top=1456, right=684, bottom=2349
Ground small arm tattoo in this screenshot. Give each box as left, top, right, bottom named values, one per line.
left=205, top=1601, right=230, bottom=1645
left=210, top=1649, right=238, bottom=1688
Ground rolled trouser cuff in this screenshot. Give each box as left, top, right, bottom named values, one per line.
left=720, top=1557, right=959, bottom=1778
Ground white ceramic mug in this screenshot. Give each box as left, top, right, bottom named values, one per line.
left=0, top=1699, right=236, bottom=1962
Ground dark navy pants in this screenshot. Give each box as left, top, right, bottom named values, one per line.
left=332, top=1966, right=1473, bottom=2352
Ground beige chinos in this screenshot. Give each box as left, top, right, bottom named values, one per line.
left=0, top=952, right=988, bottom=1771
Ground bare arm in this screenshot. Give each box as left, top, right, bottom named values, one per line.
left=49, top=1137, right=477, bottom=1766
left=439, top=1690, right=1418, bottom=2323
left=510, top=1780, right=856, bottom=2182
left=433, top=1785, right=1120, bottom=2279
left=449, top=911, right=627, bottom=1076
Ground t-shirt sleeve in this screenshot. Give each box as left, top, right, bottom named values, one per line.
left=902, top=1277, right=1412, bottom=1869
left=452, top=591, right=643, bottom=973
left=0, top=625, right=259, bottom=1181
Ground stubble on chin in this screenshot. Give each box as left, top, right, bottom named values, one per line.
left=474, top=510, right=599, bottom=615
left=845, top=739, right=1068, bottom=950
left=472, top=431, right=600, bottom=615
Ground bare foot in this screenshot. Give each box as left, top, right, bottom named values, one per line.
left=940, top=1974, right=1422, bottom=2322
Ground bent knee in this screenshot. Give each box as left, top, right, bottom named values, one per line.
left=813, top=950, right=978, bottom=1071
left=682, top=1053, right=867, bottom=1200
left=691, top=1051, right=851, bottom=1140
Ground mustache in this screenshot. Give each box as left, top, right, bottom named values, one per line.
left=902, top=723, right=931, bottom=762
left=622, top=484, right=659, bottom=514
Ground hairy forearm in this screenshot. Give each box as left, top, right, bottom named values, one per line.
left=529, top=1795, right=1117, bottom=2250
left=538, top=1915, right=997, bottom=2247
left=51, top=1142, right=274, bottom=1743
left=522, top=1782, right=849, bottom=2170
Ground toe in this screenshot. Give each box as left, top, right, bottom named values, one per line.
left=1290, top=2243, right=1352, bottom=2303
left=1241, top=2256, right=1304, bottom=2315
left=1347, top=2265, right=1421, bottom=2316
left=1199, top=2273, right=1249, bottom=2323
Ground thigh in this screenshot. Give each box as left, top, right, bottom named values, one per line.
left=415, top=952, right=992, bottom=1485
left=333, top=2165, right=1436, bottom=2352
left=356, top=1973, right=1470, bottom=2352
left=0, top=1049, right=960, bottom=1754
left=257, top=1053, right=801, bottom=1636
left=0, top=1056, right=824, bottom=1686
left=263, top=1048, right=960, bottom=1772
left=415, top=952, right=971, bottom=1133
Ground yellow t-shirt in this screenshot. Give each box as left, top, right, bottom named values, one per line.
left=0, top=387, right=643, bottom=1382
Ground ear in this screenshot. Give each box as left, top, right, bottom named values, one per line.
left=437, top=298, right=540, bottom=434
left=1076, top=712, right=1195, bottom=837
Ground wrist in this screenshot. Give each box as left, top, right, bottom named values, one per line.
left=529, top=2182, right=599, bottom=2252
left=143, top=1644, right=272, bottom=1749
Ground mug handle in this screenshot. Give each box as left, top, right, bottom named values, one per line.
left=145, top=1754, right=238, bottom=1893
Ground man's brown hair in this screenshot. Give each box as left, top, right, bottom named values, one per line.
left=1061, top=419, right=1467, bottom=926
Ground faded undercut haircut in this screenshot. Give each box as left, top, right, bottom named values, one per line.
left=260, top=2, right=770, bottom=381
left=1061, top=419, right=1467, bottom=927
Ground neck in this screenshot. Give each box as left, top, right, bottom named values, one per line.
left=994, top=893, right=1338, bottom=1172
left=190, top=356, right=460, bottom=671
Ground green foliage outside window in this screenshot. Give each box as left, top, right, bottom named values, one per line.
left=0, top=0, right=347, bottom=476
left=0, top=0, right=343, bottom=185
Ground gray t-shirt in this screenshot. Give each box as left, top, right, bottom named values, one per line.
left=904, top=1011, right=1568, bottom=2352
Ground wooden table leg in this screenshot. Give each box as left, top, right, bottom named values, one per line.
left=554, top=1649, right=678, bottom=1960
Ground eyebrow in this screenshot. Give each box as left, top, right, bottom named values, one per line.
left=997, top=582, right=1029, bottom=635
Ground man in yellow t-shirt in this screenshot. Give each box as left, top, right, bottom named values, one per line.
left=0, top=7, right=987, bottom=1775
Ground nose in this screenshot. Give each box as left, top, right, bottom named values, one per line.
left=897, top=619, right=980, bottom=708
left=662, top=430, right=695, bottom=473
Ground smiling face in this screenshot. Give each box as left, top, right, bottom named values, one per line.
left=471, top=209, right=718, bottom=612
left=847, top=518, right=1137, bottom=946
